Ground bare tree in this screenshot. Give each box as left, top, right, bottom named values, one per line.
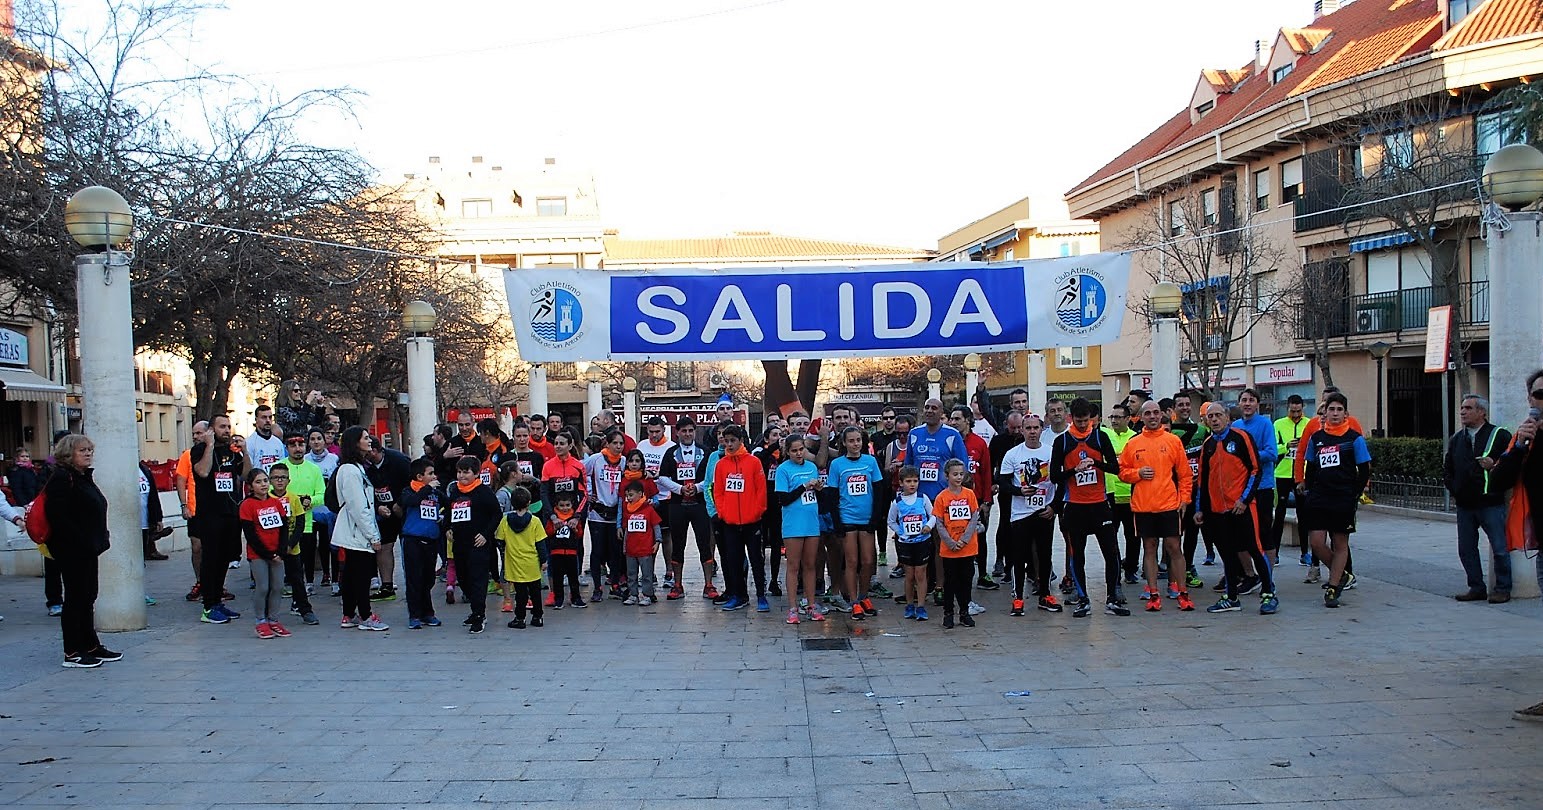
left=1121, top=182, right=1293, bottom=402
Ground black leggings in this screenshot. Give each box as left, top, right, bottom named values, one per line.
left=942, top=556, right=973, bottom=616
left=1004, top=515, right=1054, bottom=600
left=199, top=515, right=239, bottom=610
left=512, top=580, right=542, bottom=621
left=454, top=544, right=491, bottom=619
left=340, top=548, right=376, bottom=620
left=549, top=553, right=582, bottom=604
left=1205, top=507, right=1275, bottom=598
left=1063, top=505, right=1121, bottom=603
left=1112, top=502, right=1138, bottom=576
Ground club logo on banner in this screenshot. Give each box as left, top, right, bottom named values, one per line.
left=529, top=281, right=585, bottom=350
left=1052, top=267, right=1110, bottom=339
left=504, top=253, right=1131, bottom=362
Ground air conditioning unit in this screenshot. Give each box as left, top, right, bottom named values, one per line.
left=1203, top=333, right=1226, bottom=352
left=708, top=371, right=729, bottom=390
left=1356, top=306, right=1386, bottom=333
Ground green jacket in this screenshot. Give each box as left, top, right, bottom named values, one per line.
left=274, top=457, right=324, bottom=531
left=1272, top=416, right=1310, bottom=480
left=1102, top=426, right=1136, bottom=503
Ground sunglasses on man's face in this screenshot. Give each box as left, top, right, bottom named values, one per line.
left=1532, top=389, right=1543, bottom=399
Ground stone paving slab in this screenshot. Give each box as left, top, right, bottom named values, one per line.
left=3, top=511, right=1543, bottom=806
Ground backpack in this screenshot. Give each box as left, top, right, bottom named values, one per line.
left=25, top=489, right=49, bottom=544
left=324, top=466, right=343, bottom=512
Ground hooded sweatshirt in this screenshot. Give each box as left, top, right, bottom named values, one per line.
left=496, top=510, right=546, bottom=583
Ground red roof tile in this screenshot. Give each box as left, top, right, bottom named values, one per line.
left=1281, top=27, right=1334, bottom=53
left=1435, top=0, right=1543, bottom=49
left=1202, top=67, right=1254, bottom=92
left=1069, top=0, right=1446, bottom=196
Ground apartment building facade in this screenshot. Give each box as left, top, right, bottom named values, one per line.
left=1066, top=0, right=1542, bottom=437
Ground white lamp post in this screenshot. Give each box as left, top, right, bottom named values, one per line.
left=1027, top=350, right=1048, bottom=414
left=1481, top=143, right=1543, bottom=599
left=584, top=365, right=603, bottom=429
left=1149, top=280, right=1183, bottom=407
left=963, top=353, right=982, bottom=400
left=527, top=364, right=548, bottom=425
left=65, top=186, right=143, bottom=631
left=401, top=300, right=438, bottom=453
left=623, top=375, right=639, bottom=438
left=926, top=367, right=942, bottom=402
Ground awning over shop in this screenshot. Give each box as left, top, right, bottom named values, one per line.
left=968, top=229, right=1019, bottom=256
left=0, top=367, right=66, bottom=402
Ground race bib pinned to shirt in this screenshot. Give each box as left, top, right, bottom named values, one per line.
left=419, top=503, right=438, bottom=521
left=724, top=474, right=745, bottom=493
left=555, top=525, right=572, bottom=539
left=555, top=479, right=574, bottom=492
left=139, top=477, right=151, bottom=495
left=1074, top=469, right=1099, bottom=487
left=948, top=501, right=971, bottom=522
left=518, top=460, right=533, bottom=477
left=260, top=454, right=279, bottom=470
left=214, top=472, right=234, bottom=493
left=902, top=517, right=924, bottom=537
left=968, top=459, right=979, bottom=474
left=626, top=516, right=648, bottom=534
left=374, top=486, right=394, bottom=504
left=847, top=475, right=869, bottom=497
left=603, top=467, right=622, bottom=485
left=450, top=499, right=472, bottom=523
left=800, top=489, right=817, bottom=505
left=1028, top=493, right=1047, bottom=511
left=257, top=508, right=284, bottom=531
left=919, top=461, right=939, bottom=482
left=479, top=470, right=492, bottom=486
left=1318, top=447, right=1341, bottom=468
left=677, top=465, right=696, bottom=482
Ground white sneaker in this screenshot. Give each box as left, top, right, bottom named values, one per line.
left=828, top=595, right=852, bottom=613
left=1304, top=566, right=1321, bottom=584
left=357, top=614, right=389, bottom=631
left=639, top=596, right=654, bottom=606
left=623, top=595, right=639, bottom=605
left=967, top=601, right=987, bottom=616
left=305, top=584, right=315, bottom=596
left=330, top=583, right=341, bottom=596
left=370, top=577, right=381, bottom=589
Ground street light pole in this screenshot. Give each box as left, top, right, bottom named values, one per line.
left=401, top=300, right=438, bottom=453
left=926, top=367, right=941, bottom=402
left=528, top=364, right=548, bottom=424
left=1368, top=340, right=1390, bottom=438
left=65, top=186, right=143, bottom=631
left=1149, top=281, right=1183, bottom=408
left=1026, top=350, right=1047, bottom=414
left=584, top=365, right=603, bottom=429
left=623, top=376, right=639, bottom=438
left=963, top=353, right=982, bottom=402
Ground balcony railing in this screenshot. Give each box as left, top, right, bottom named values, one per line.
left=1296, top=281, right=1488, bottom=340
left=1294, top=154, right=1481, bottom=233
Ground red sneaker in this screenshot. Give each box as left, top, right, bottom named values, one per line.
left=543, top=592, right=556, bottom=607
left=702, top=584, right=720, bottom=600
left=1177, top=593, right=1196, bottom=612
left=268, top=621, right=291, bottom=637
left=1145, top=597, right=1162, bottom=612
left=255, top=621, right=275, bottom=639
left=1011, top=598, right=1025, bottom=616
left=667, top=584, right=685, bottom=600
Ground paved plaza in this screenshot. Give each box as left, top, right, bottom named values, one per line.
left=2, top=510, right=1543, bottom=808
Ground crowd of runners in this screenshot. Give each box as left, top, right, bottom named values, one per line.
left=153, top=379, right=1383, bottom=638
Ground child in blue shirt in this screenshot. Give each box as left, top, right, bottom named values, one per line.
left=776, top=434, right=826, bottom=623
left=829, top=426, right=883, bottom=620
left=887, top=465, right=936, bottom=621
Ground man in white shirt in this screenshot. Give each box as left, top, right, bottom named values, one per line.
left=247, top=405, right=286, bottom=474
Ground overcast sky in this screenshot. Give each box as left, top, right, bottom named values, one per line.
left=160, top=0, right=1313, bottom=248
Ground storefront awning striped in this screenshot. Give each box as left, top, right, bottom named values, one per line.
left=0, top=367, right=66, bottom=402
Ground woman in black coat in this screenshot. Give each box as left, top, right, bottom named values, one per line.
left=44, top=434, right=116, bottom=669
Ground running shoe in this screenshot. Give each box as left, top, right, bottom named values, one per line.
left=1177, top=593, right=1196, bottom=611
left=913, top=605, right=927, bottom=622
left=991, top=560, right=1005, bottom=580
left=1010, top=599, right=1025, bottom=616
left=861, top=598, right=877, bottom=616
left=702, top=584, right=720, bottom=600
left=786, top=608, right=800, bottom=624
left=408, top=617, right=423, bottom=630
left=184, top=582, right=202, bottom=602
left=768, top=582, right=783, bottom=597
left=932, top=588, right=945, bottom=606
left=424, top=616, right=442, bottom=627
left=255, top=621, right=275, bottom=639
left=222, top=605, right=241, bottom=618
left=591, top=588, right=604, bottom=603
left=967, top=601, right=987, bottom=616
left=470, top=618, right=485, bottom=634
left=228, top=559, right=242, bottom=569
left=1304, top=566, right=1321, bottom=584
left=47, top=604, right=63, bottom=617
left=445, top=587, right=456, bottom=604
left=1104, top=600, right=1131, bottom=617
left=571, top=598, right=588, bottom=608
left=358, top=613, right=389, bottom=631
left=1072, top=599, right=1091, bottom=618
left=1299, top=552, right=1311, bottom=567
left=1212, top=579, right=1228, bottom=593
left=62, top=654, right=102, bottom=668
left=809, top=606, right=827, bottom=621
left=1202, top=553, right=1216, bottom=566
left=721, top=596, right=748, bottom=611
left=552, top=598, right=565, bottom=610
left=1123, top=572, right=1140, bottom=585
left=662, top=572, right=675, bottom=589
left=890, top=565, right=904, bottom=579
left=880, top=552, right=890, bottom=568
left=282, top=585, right=292, bottom=597
left=340, top=614, right=359, bottom=629
left=756, top=596, right=770, bottom=613
left=531, top=616, right=544, bottom=627
left=828, top=595, right=852, bottom=613
left=1141, top=588, right=1158, bottom=602
left=1323, top=586, right=1341, bottom=608
left=1186, top=570, right=1203, bottom=589
left=90, top=646, right=122, bottom=662
left=1344, top=572, right=1358, bottom=590
left=1059, top=575, right=1075, bottom=595
left=904, top=604, right=917, bottom=619
left=301, top=612, right=319, bottom=625
left=543, top=592, right=556, bottom=607
left=942, top=613, right=954, bottom=629
left=501, top=598, right=514, bottom=613
left=1145, top=596, right=1162, bottom=612
left=639, top=596, right=655, bottom=606
left=329, top=583, right=340, bottom=597
left=269, top=621, right=291, bottom=637
left=508, top=618, right=526, bottom=629
left=1238, top=575, right=1262, bottom=595
left=1038, top=595, right=1062, bottom=613
left=200, top=606, right=231, bottom=624
left=852, top=603, right=866, bottom=621
left=370, top=586, right=396, bottom=601
left=960, top=613, right=975, bottom=627
left=486, top=581, right=500, bottom=595
left=712, top=592, right=731, bottom=605
left=1207, top=597, right=1241, bottom=613
left=869, top=583, right=893, bottom=599
left=611, top=588, right=627, bottom=601
left=623, top=595, right=639, bottom=606
left=1259, top=593, right=1279, bottom=615
left=667, top=584, right=685, bottom=600
left=976, top=575, right=1000, bottom=591
left=1166, top=587, right=1180, bottom=600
